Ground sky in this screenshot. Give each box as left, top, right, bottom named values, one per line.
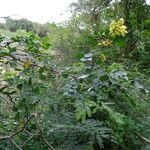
left=0, top=0, right=77, bottom=23
left=0, top=0, right=149, bottom=24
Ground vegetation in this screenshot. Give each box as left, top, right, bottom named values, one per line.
left=0, top=0, right=150, bottom=149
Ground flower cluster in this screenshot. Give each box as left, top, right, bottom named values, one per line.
left=99, top=39, right=113, bottom=47
left=109, top=18, right=127, bottom=37
left=99, top=54, right=106, bottom=62
left=23, top=60, right=32, bottom=68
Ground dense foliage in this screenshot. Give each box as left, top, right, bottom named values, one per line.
left=0, top=0, right=150, bottom=149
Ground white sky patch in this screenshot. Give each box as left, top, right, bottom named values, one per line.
left=0, top=0, right=149, bottom=24
left=0, top=0, right=77, bottom=23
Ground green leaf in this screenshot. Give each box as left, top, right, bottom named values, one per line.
left=102, top=103, right=124, bottom=125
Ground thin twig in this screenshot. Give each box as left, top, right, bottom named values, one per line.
left=42, top=134, right=56, bottom=150
left=9, top=138, right=23, bottom=150
left=22, top=130, right=41, bottom=146
left=35, top=115, right=56, bottom=150
left=0, top=113, right=35, bottom=140
left=0, top=95, right=13, bottom=109
left=137, top=134, right=150, bottom=144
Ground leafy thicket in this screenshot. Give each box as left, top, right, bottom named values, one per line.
left=0, top=0, right=150, bottom=150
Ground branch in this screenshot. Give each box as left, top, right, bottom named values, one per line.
left=0, top=86, right=9, bottom=92
left=42, top=134, right=56, bottom=150
left=36, top=116, right=56, bottom=150
left=5, top=94, right=16, bottom=107
left=137, top=134, right=150, bottom=144
left=8, top=54, right=77, bottom=79
left=0, top=95, right=13, bottom=109
left=22, top=130, right=41, bottom=146
left=9, top=138, right=23, bottom=150
left=0, top=113, right=35, bottom=140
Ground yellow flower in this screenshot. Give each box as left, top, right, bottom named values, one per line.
left=23, top=60, right=32, bottom=68
left=99, top=39, right=113, bottom=47
left=0, top=59, right=7, bottom=63
left=99, top=54, right=106, bottom=62
left=109, top=18, right=128, bottom=37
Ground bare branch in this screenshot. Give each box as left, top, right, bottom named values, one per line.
left=22, top=130, right=41, bottom=146
left=0, top=95, right=13, bottom=109
left=138, top=134, right=150, bottom=144
left=42, top=134, right=56, bottom=150
left=9, top=138, right=23, bottom=150
left=0, top=113, right=35, bottom=140
left=36, top=115, right=56, bottom=150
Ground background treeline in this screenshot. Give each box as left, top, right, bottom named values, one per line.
left=0, top=0, right=150, bottom=69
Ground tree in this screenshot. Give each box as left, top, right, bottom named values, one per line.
left=33, top=23, right=49, bottom=37
left=5, top=17, right=33, bottom=32
left=70, top=0, right=112, bottom=32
